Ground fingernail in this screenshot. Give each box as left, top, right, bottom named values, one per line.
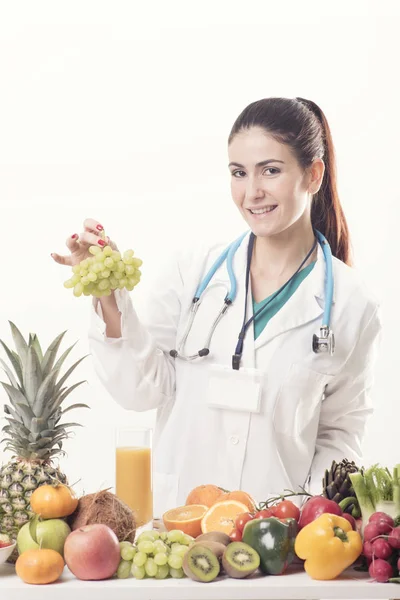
left=71, top=234, right=78, bottom=239
left=96, top=224, right=104, bottom=231
left=98, top=239, right=106, bottom=246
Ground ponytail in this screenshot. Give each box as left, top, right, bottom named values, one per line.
left=296, top=98, right=352, bottom=266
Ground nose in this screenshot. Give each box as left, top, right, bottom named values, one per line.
left=245, top=175, right=265, bottom=203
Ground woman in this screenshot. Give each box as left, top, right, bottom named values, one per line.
left=52, top=97, right=382, bottom=517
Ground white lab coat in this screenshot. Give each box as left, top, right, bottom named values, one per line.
left=89, top=232, right=382, bottom=517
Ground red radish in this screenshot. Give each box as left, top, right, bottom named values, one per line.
left=372, top=538, right=393, bottom=560
left=375, top=520, right=393, bottom=535
left=364, top=521, right=382, bottom=542
left=341, top=514, right=356, bottom=530
left=369, top=558, right=394, bottom=583
left=388, top=527, right=400, bottom=549
left=369, top=513, right=394, bottom=527
left=363, top=541, right=374, bottom=559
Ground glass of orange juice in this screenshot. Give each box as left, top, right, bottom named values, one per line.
left=115, top=427, right=153, bottom=528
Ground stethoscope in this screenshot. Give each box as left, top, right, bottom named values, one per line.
left=170, top=230, right=335, bottom=370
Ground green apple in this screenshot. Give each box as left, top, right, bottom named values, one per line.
left=17, top=522, right=39, bottom=554
left=17, top=518, right=71, bottom=557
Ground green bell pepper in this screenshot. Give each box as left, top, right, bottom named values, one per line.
left=242, top=517, right=298, bottom=575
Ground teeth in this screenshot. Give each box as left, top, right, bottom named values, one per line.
left=250, top=206, right=276, bottom=214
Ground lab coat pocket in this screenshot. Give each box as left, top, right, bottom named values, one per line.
left=153, top=472, right=179, bottom=518
left=273, top=363, right=334, bottom=438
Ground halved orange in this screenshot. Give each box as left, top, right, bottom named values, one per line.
left=201, top=500, right=249, bottom=535
left=222, top=491, right=257, bottom=512
left=162, top=504, right=208, bottom=538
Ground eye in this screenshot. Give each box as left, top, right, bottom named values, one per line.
left=264, top=167, right=280, bottom=175
left=231, top=170, right=246, bottom=178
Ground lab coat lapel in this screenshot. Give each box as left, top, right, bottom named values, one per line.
left=254, top=243, right=336, bottom=350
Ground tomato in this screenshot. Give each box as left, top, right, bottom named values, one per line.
left=272, top=500, right=300, bottom=521
left=235, top=512, right=254, bottom=533
left=253, top=509, right=274, bottom=519
left=229, top=529, right=242, bottom=542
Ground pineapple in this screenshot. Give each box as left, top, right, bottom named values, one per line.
left=0, top=321, right=89, bottom=540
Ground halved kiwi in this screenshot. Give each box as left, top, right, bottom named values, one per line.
left=195, top=531, right=231, bottom=546
left=192, top=540, right=226, bottom=561
left=182, top=544, right=221, bottom=583
left=222, top=542, right=260, bottom=579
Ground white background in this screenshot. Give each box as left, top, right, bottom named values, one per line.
left=0, top=0, right=399, bottom=500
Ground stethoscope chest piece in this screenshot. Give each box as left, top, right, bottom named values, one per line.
left=312, top=326, right=335, bottom=355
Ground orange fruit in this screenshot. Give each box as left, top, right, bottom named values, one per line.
left=16, top=549, right=64, bottom=585
left=162, top=504, right=209, bottom=538
left=185, top=484, right=226, bottom=508
left=201, top=500, right=249, bottom=535
left=222, top=491, right=257, bottom=512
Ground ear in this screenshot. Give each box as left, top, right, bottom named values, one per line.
left=307, top=158, right=325, bottom=195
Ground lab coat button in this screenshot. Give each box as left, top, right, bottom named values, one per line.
left=230, top=436, right=239, bottom=445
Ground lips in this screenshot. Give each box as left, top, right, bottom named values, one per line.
left=248, top=205, right=278, bottom=215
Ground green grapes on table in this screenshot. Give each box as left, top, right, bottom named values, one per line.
left=64, top=242, right=143, bottom=298
left=115, top=530, right=195, bottom=580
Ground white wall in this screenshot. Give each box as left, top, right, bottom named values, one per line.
left=0, top=1, right=399, bottom=499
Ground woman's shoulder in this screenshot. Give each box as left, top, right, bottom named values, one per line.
left=332, top=255, right=381, bottom=325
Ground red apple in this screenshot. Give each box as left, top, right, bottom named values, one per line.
left=64, top=524, right=120, bottom=580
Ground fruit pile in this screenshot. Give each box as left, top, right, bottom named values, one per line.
left=116, top=529, right=195, bottom=580
left=64, top=245, right=142, bottom=298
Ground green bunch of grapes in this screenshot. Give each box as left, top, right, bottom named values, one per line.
left=116, top=529, right=194, bottom=580
left=64, top=245, right=142, bottom=298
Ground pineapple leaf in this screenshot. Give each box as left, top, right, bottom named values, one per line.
left=33, top=368, right=61, bottom=416
left=31, top=417, right=46, bottom=437
left=27, top=438, right=54, bottom=450
left=15, top=403, right=35, bottom=427
left=23, top=347, right=43, bottom=408
left=35, top=447, right=57, bottom=459
left=4, top=417, right=30, bottom=436
left=53, top=341, right=78, bottom=375
left=47, top=449, right=67, bottom=459
left=55, top=355, right=89, bottom=393
left=54, top=422, right=82, bottom=430
left=46, top=381, right=87, bottom=419
left=29, top=334, right=43, bottom=362
left=0, top=359, right=19, bottom=388
left=8, top=321, right=28, bottom=368
left=58, top=381, right=87, bottom=404
left=1, top=382, right=30, bottom=408
left=0, top=341, right=23, bottom=386
left=38, top=428, right=57, bottom=438
left=3, top=404, right=24, bottom=424
left=61, top=403, right=90, bottom=415
left=41, top=331, right=67, bottom=380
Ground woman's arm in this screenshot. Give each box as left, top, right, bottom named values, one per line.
left=307, top=303, right=383, bottom=494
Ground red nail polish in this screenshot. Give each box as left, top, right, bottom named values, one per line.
left=71, top=234, right=78, bottom=239
left=96, top=224, right=104, bottom=231
left=98, top=239, right=106, bottom=246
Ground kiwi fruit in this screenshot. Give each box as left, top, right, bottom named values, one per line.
left=195, top=531, right=231, bottom=546
left=192, top=540, right=226, bottom=561
left=222, top=542, right=260, bottom=579
left=183, top=544, right=221, bottom=583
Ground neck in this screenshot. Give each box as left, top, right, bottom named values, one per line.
left=251, top=221, right=317, bottom=279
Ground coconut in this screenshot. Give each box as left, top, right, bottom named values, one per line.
left=67, top=489, right=136, bottom=543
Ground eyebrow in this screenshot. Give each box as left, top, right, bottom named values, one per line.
left=228, top=159, right=285, bottom=168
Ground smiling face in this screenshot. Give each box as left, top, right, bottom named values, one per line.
left=228, top=126, right=323, bottom=238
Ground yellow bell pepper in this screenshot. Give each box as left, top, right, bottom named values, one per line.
left=294, top=513, right=363, bottom=580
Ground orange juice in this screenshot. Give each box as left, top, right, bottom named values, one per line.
left=116, top=446, right=153, bottom=526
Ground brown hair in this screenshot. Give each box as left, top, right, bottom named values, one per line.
left=228, top=97, right=352, bottom=265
